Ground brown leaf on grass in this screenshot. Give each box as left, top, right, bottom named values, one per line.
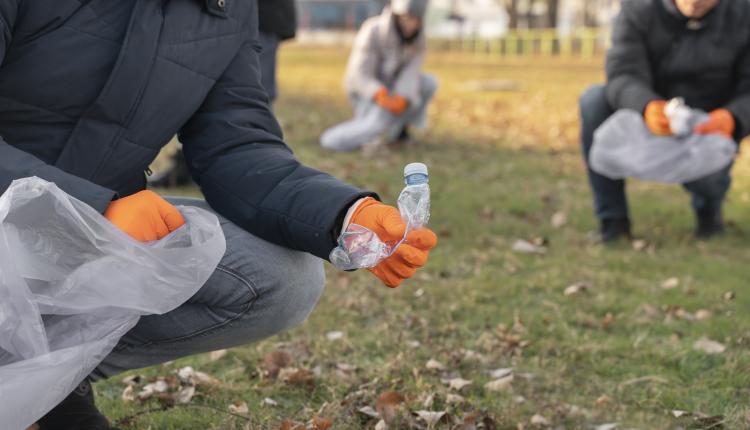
left=693, top=337, right=726, bottom=354
left=723, top=291, right=736, bottom=301
left=279, top=368, right=315, bottom=386
left=594, top=424, right=618, bottom=430
left=311, top=416, right=334, bottom=430
left=228, top=401, right=249, bottom=414
left=414, top=410, right=447, bottom=428
left=121, top=385, right=135, bottom=402
left=425, top=359, right=446, bottom=371
left=551, top=211, right=568, bottom=228
left=595, top=395, right=612, bottom=408
left=278, top=420, right=306, bottom=430
left=261, top=350, right=292, bottom=379
left=444, top=378, right=473, bottom=391
left=564, top=282, right=591, bottom=296
left=661, top=277, right=680, bottom=290
left=209, top=349, right=228, bottom=361
left=631, top=239, right=650, bottom=252
left=137, top=379, right=169, bottom=401
left=326, top=331, right=344, bottom=341
left=358, top=406, right=380, bottom=419
left=601, top=313, right=615, bottom=330
left=530, top=414, right=550, bottom=427
left=484, top=374, right=513, bottom=392
left=376, top=391, right=405, bottom=423
left=457, top=412, right=497, bottom=430
left=512, top=239, right=547, bottom=254
left=121, top=375, right=142, bottom=386
left=446, top=393, right=466, bottom=405
left=172, top=386, right=195, bottom=404
left=695, top=310, right=712, bottom=321
left=261, top=398, right=278, bottom=407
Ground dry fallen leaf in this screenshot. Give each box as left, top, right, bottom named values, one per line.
left=512, top=239, right=547, bottom=254
left=488, top=368, right=513, bottom=379
left=484, top=374, right=513, bottom=392
left=695, top=310, right=712, bottom=321
left=631, top=239, right=649, bottom=251
left=601, top=313, right=615, bottom=330
left=209, top=349, right=228, bottom=362
left=594, top=424, right=618, bottom=430
left=446, top=393, right=466, bottom=405
left=551, top=211, right=568, bottom=228
left=376, top=391, right=406, bottom=423
left=530, top=414, right=550, bottom=426
left=414, top=410, right=446, bottom=428
left=445, top=378, right=473, bottom=391
left=564, top=282, right=591, bottom=296
left=693, top=337, right=726, bottom=354
left=425, top=359, right=446, bottom=371
left=261, top=350, right=292, bottom=379
left=279, top=420, right=306, bottom=430
left=595, top=395, right=611, bottom=407
left=121, top=385, right=135, bottom=402
left=228, top=400, right=249, bottom=414
left=279, top=368, right=315, bottom=386
left=374, top=420, right=387, bottom=430
left=137, top=380, right=169, bottom=400
left=173, top=386, right=195, bottom=404
left=723, top=291, right=736, bottom=301
left=121, top=375, right=142, bottom=386
left=661, top=277, right=680, bottom=290
left=326, top=331, right=344, bottom=341
left=261, top=398, right=278, bottom=407
left=358, top=406, right=380, bottom=419
left=311, top=416, right=333, bottom=430
left=672, top=410, right=689, bottom=418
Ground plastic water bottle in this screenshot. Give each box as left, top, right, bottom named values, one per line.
left=665, top=97, right=709, bottom=138
left=398, top=162, right=430, bottom=229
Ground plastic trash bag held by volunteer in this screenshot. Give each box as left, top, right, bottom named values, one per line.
left=578, top=0, right=750, bottom=242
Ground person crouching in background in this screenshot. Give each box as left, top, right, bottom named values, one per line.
left=320, top=0, right=438, bottom=152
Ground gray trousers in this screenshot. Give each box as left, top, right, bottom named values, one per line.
left=320, top=74, right=439, bottom=151
left=92, top=198, right=325, bottom=380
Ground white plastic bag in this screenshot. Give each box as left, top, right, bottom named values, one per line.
left=590, top=109, right=736, bottom=184
left=0, top=177, right=226, bottom=430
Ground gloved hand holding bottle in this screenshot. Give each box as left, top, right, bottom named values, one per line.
left=331, top=163, right=438, bottom=288
left=104, top=190, right=185, bottom=241
left=644, top=100, right=672, bottom=136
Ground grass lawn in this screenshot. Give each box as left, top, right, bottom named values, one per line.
left=97, top=47, right=750, bottom=429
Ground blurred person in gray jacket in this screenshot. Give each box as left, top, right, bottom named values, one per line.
left=320, top=0, right=438, bottom=152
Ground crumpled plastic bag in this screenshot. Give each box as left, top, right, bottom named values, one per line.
left=590, top=109, right=737, bottom=184
left=0, top=177, right=226, bottom=430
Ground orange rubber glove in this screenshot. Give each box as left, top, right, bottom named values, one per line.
left=644, top=100, right=672, bottom=136
left=694, top=108, right=735, bottom=139
left=104, top=190, right=185, bottom=242
left=349, top=197, right=438, bottom=288
left=374, top=87, right=409, bottom=115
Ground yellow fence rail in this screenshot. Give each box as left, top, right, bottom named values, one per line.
left=428, top=28, right=611, bottom=59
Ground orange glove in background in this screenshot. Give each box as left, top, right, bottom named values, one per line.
left=694, top=109, right=735, bottom=139
left=644, top=100, right=672, bottom=136
left=374, top=87, right=409, bottom=115
left=104, top=190, right=185, bottom=242
left=349, top=197, right=438, bottom=288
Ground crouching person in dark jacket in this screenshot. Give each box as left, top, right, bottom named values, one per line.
left=0, top=2, right=437, bottom=429
left=580, top=0, right=750, bottom=241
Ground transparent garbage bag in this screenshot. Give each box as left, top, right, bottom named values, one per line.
left=0, top=177, right=226, bottom=430
left=590, top=109, right=737, bottom=184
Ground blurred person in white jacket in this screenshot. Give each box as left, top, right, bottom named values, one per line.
left=320, top=0, right=438, bottom=152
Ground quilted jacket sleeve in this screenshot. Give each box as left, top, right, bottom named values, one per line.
left=726, top=35, right=750, bottom=140
left=179, top=3, right=374, bottom=260
left=605, top=1, right=660, bottom=113
left=0, top=2, right=117, bottom=212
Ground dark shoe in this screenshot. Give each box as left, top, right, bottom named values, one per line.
left=695, top=208, right=725, bottom=239
left=37, top=380, right=120, bottom=430
left=599, top=217, right=632, bottom=243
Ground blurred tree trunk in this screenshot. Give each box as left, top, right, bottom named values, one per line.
left=502, top=0, right=520, bottom=28
left=546, top=0, right=559, bottom=28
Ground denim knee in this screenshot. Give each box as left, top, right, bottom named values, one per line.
left=579, top=84, right=612, bottom=155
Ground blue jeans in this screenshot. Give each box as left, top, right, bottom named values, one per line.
left=91, top=198, right=325, bottom=380
left=579, top=85, right=733, bottom=220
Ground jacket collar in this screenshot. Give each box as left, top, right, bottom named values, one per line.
left=658, top=0, right=724, bottom=32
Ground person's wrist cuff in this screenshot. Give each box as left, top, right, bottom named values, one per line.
left=342, top=197, right=369, bottom=232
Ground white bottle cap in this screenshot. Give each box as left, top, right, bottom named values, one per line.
left=404, top=162, right=428, bottom=178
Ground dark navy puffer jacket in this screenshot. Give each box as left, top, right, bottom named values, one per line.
left=0, top=0, right=372, bottom=260
left=605, top=0, right=750, bottom=140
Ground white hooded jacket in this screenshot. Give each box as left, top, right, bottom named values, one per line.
left=344, top=6, right=427, bottom=107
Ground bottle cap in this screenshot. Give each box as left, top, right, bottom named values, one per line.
left=404, top=162, right=428, bottom=178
